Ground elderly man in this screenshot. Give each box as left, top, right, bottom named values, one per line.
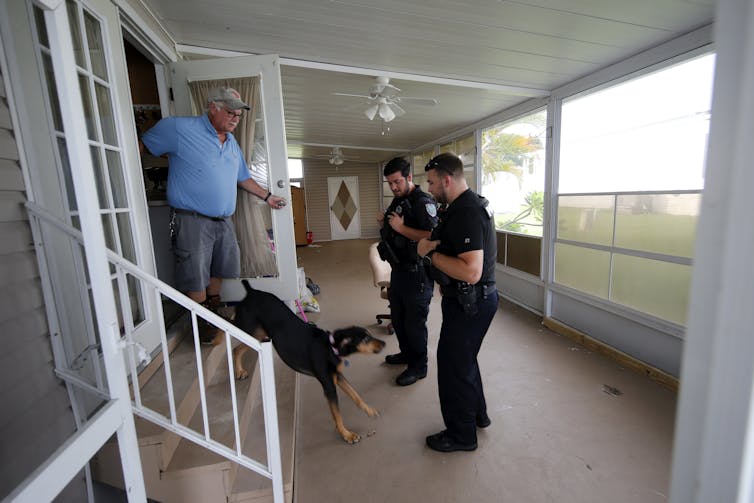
left=141, top=86, right=285, bottom=341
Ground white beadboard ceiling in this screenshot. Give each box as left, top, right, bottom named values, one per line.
left=147, top=0, right=716, bottom=164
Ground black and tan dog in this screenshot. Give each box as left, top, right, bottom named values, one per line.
left=232, top=280, right=386, bottom=444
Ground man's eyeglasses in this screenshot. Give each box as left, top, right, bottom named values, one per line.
left=220, top=105, right=243, bottom=118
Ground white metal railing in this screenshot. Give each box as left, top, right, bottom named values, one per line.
left=21, top=202, right=284, bottom=502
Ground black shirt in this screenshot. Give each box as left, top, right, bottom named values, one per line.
left=433, top=189, right=497, bottom=285
left=382, top=186, right=438, bottom=264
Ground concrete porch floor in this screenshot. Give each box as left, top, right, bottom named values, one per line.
left=292, top=239, right=676, bottom=503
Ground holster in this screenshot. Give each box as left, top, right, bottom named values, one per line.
left=377, top=240, right=400, bottom=264
left=456, top=282, right=478, bottom=315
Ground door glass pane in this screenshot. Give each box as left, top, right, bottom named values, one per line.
left=615, top=193, right=700, bottom=258
left=78, top=74, right=96, bottom=140
left=101, top=213, right=117, bottom=252
left=245, top=103, right=278, bottom=277
left=58, top=138, right=77, bottom=210
left=117, top=212, right=137, bottom=263
left=557, top=195, right=614, bottom=246
left=83, top=10, right=107, bottom=80
left=554, top=243, right=610, bottom=298
left=612, top=254, right=691, bottom=324
left=127, top=275, right=145, bottom=325
left=95, top=82, right=117, bottom=145
left=106, top=149, right=127, bottom=207
left=90, top=146, right=109, bottom=208
left=66, top=0, right=85, bottom=69
left=33, top=7, right=49, bottom=48
left=111, top=279, right=123, bottom=329
left=41, top=53, right=63, bottom=131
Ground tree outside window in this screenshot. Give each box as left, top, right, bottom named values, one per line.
left=481, top=110, right=547, bottom=236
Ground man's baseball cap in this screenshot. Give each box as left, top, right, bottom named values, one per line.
left=208, top=86, right=250, bottom=110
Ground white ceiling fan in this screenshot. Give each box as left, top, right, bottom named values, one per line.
left=313, top=147, right=359, bottom=165
left=333, top=76, right=438, bottom=123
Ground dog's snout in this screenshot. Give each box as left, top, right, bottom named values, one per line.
left=370, top=338, right=386, bottom=353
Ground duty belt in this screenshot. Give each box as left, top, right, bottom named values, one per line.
left=441, top=283, right=497, bottom=298
left=392, top=261, right=422, bottom=272
left=172, top=208, right=229, bottom=222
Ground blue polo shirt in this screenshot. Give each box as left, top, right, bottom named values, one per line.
left=142, top=114, right=250, bottom=217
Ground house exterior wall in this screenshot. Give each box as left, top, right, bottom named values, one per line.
left=302, top=159, right=381, bottom=242
left=0, top=45, right=84, bottom=501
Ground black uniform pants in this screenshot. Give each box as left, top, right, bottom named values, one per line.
left=437, top=289, right=498, bottom=444
left=389, top=266, right=434, bottom=372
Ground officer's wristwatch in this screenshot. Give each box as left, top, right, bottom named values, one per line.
left=423, top=249, right=437, bottom=266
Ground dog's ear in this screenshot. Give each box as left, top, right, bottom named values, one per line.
left=334, top=326, right=370, bottom=339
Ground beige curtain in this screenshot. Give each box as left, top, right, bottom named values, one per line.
left=188, top=78, right=277, bottom=277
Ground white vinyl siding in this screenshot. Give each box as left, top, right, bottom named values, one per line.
left=0, top=58, right=84, bottom=500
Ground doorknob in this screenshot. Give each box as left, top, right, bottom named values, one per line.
left=277, top=180, right=286, bottom=188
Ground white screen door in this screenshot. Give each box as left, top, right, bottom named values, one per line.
left=171, top=55, right=297, bottom=301
left=328, top=176, right=361, bottom=240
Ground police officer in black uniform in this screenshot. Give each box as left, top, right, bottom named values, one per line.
left=377, top=157, right=438, bottom=386
left=417, top=152, right=498, bottom=452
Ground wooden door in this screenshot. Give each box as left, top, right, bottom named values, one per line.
left=291, top=186, right=307, bottom=245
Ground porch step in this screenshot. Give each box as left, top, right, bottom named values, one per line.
left=92, top=323, right=297, bottom=503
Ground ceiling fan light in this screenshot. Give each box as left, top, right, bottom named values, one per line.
left=379, top=103, right=396, bottom=122
left=364, top=104, right=378, bottom=120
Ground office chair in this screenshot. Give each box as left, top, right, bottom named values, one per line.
left=368, top=242, right=393, bottom=334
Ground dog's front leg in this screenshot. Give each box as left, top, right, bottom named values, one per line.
left=327, top=400, right=360, bottom=444
left=335, top=373, right=379, bottom=418
left=323, top=376, right=360, bottom=444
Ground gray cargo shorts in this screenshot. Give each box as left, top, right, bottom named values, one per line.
left=171, top=210, right=240, bottom=292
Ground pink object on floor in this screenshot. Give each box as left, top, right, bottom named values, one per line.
left=295, top=299, right=309, bottom=323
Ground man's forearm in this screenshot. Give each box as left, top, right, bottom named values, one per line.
left=398, top=225, right=432, bottom=242
left=238, top=178, right=268, bottom=199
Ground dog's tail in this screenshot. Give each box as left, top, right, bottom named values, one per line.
left=242, top=279, right=253, bottom=293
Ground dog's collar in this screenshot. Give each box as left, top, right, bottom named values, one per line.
left=328, top=332, right=340, bottom=357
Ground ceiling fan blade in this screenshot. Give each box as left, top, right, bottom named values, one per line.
left=365, top=104, right=379, bottom=120
left=332, top=92, right=373, bottom=99
left=389, top=103, right=406, bottom=118
left=378, top=102, right=396, bottom=122
left=380, top=83, right=401, bottom=98
left=394, top=97, right=439, bottom=106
